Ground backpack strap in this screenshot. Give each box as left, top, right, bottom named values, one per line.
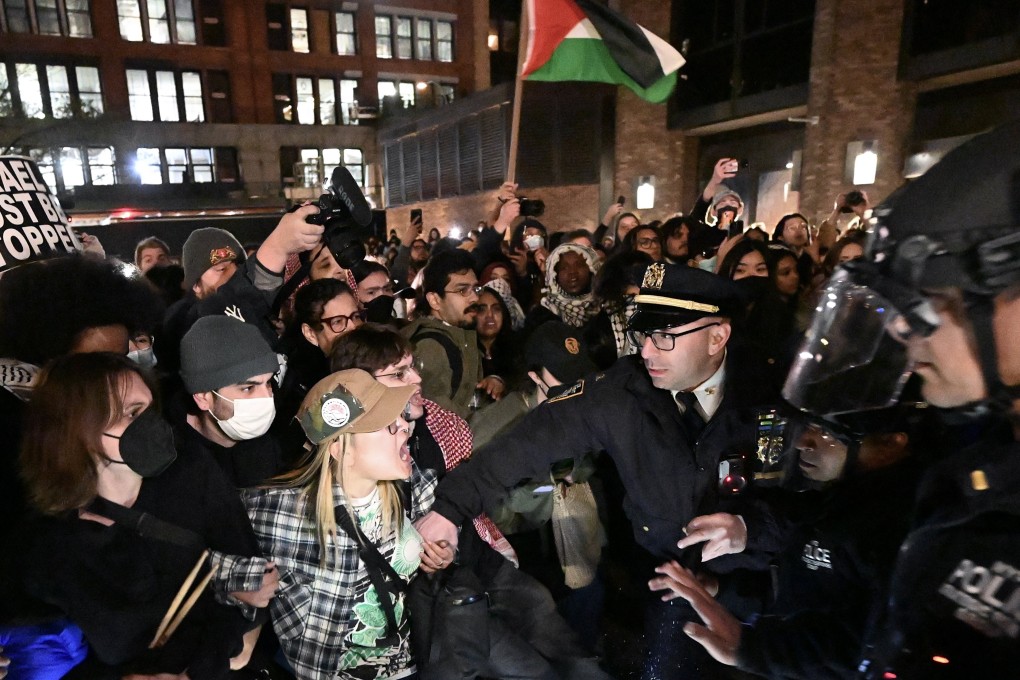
left=409, top=329, right=463, bottom=399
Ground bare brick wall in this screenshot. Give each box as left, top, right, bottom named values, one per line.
left=385, top=183, right=601, bottom=236
left=799, top=0, right=917, bottom=220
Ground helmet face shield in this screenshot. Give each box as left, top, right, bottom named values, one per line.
left=783, top=270, right=917, bottom=415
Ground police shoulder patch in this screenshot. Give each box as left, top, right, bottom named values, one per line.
left=548, top=379, right=584, bottom=403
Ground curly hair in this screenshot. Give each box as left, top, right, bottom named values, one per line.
left=0, top=255, right=164, bottom=366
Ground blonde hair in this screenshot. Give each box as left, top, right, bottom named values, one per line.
left=269, top=432, right=405, bottom=564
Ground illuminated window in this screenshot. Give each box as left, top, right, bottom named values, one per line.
left=117, top=0, right=196, bottom=44
left=416, top=18, right=432, bottom=60
left=273, top=74, right=359, bottom=125
left=1, top=62, right=103, bottom=119
left=290, top=7, right=308, bottom=52
left=395, top=17, right=412, bottom=59
left=133, top=146, right=229, bottom=184
left=335, top=10, right=356, bottom=55
left=126, top=68, right=204, bottom=122
left=436, top=21, right=453, bottom=62
left=298, top=147, right=365, bottom=188
left=375, top=15, right=392, bottom=58
left=25, top=145, right=116, bottom=192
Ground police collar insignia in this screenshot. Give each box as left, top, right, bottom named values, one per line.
left=548, top=379, right=584, bottom=403
left=642, top=263, right=666, bottom=290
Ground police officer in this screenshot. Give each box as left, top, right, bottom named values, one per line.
left=415, top=263, right=776, bottom=679
left=780, top=121, right=1020, bottom=677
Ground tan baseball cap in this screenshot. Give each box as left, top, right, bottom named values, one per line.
left=298, top=369, right=417, bottom=444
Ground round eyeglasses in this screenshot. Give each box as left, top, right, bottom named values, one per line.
left=320, top=310, right=366, bottom=333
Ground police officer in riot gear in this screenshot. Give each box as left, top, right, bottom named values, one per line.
left=782, top=121, right=1020, bottom=678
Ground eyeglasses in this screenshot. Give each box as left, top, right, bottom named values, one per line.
left=444, top=284, right=483, bottom=298
left=628, top=322, right=721, bottom=351
left=637, top=237, right=660, bottom=248
left=375, top=360, right=420, bottom=382
left=386, top=421, right=410, bottom=435
left=320, top=311, right=366, bottom=333
left=785, top=223, right=809, bottom=233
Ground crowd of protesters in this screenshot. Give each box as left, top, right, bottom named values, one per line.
left=1, top=129, right=1019, bottom=680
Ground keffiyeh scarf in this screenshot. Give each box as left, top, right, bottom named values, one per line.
left=539, top=243, right=602, bottom=328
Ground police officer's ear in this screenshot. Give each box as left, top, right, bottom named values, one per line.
left=706, top=319, right=732, bottom=357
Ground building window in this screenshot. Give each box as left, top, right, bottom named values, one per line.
left=133, top=146, right=233, bottom=184
left=294, top=147, right=364, bottom=188
left=335, top=10, right=355, bottom=55
left=126, top=68, right=204, bottom=122
left=290, top=7, right=308, bottom=52
left=375, top=14, right=453, bottom=62
left=672, top=0, right=814, bottom=122
left=1, top=0, right=93, bottom=37
left=415, top=18, right=432, bottom=60
left=0, top=62, right=104, bottom=119
left=375, top=15, right=392, bottom=59
left=25, top=146, right=115, bottom=193
left=117, top=0, right=196, bottom=44
left=436, top=20, right=453, bottom=62
left=273, top=73, right=359, bottom=125
left=395, top=17, right=412, bottom=59
left=378, top=79, right=416, bottom=110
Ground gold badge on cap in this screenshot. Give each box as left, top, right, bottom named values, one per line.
left=564, top=338, right=580, bottom=354
left=641, top=263, right=666, bottom=290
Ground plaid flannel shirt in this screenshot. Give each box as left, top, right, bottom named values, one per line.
left=242, top=467, right=437, bottom=680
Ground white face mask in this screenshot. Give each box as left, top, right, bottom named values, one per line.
left=127, top=347, right=158, bottom=369
left=212, top=391, right=276, bottom=440
left=524, top=234, right=544, bottom=251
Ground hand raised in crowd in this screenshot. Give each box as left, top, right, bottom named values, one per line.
left=230, top=562, right=280, bottom=608
left=414, top=511, right=459, bottom=552
left=494, top=198, right=520, bottom=235
left=702, top=157, right=739, bottom=202
left=78, top=232, right=106, bottom=258
left=533, top=246, right=549, bottom=274
left=649, top=561, right=741, bottom=666
left=602, top=201, right=624, bottom=226
left=476, top=375, right=506, bottom=401
left=508, top=247, right=529, bottom=277
left=419, top=539, right=454, bottom=574
left=256, top=203, right=325, bottom=273
left=676, top=512, right=747, bottom=561
left=403, top=212, right=423, bottom=247
left=497, top=181, right=519, bottom=204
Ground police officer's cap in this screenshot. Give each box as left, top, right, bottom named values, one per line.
left=627, top=263, right=743, bottom=333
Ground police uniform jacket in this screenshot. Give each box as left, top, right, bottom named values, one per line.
left=859, top=435, right=1020, bottom=679
left=430, top=353, right=768, bottom=562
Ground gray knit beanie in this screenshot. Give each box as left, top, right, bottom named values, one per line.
left=180, top=316, right=279, bottom=393
left=182, top=227, right=245, bottom=290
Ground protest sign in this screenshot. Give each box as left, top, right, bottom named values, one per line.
left=0, top=155, right=81, bottom=274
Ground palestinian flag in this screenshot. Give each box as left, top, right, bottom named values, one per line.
left=520, top=0, right=685, bottom=104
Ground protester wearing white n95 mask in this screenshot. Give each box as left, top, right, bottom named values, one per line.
left=176, top=315, right=286, bottom=487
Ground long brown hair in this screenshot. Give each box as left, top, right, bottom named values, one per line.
left=19, top=352, right=157, bottom=515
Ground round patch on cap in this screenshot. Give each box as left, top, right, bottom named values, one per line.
left=564, top=338, right=580, bottom=355
left=321, top=397, right=352, bottom=428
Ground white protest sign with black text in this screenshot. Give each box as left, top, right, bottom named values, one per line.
left=0, top=156, right=81, bottom=273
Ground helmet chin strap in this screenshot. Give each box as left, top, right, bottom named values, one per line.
left=964, top=294, right=1015, bottom=413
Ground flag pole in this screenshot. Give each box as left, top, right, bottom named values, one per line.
left=505, top=1, right=530, bottom=185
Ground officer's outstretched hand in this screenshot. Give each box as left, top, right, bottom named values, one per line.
left=649, top=561, right=740, bottom=666
left=414, top=511, right=459, bottom=552
left=677, top=512, right=747, bottom=561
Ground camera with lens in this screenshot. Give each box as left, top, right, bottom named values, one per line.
left=518, top=197, right=545, bottom=218
left=301, top=165, right=374, bottom=269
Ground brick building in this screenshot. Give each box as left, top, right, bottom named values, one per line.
left=383, top=0, right=1020, bottom=238
left=0, top=0, right=490, bottom=219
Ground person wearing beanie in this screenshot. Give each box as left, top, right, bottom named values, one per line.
left=172, top=315, right=286, bottom=487
left=687, top=158, right=747, bottom=260
left=158, top=205, right=323, bottom=379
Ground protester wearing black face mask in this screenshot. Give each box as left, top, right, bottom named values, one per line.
left=18, top=353, right=276, bottom=680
